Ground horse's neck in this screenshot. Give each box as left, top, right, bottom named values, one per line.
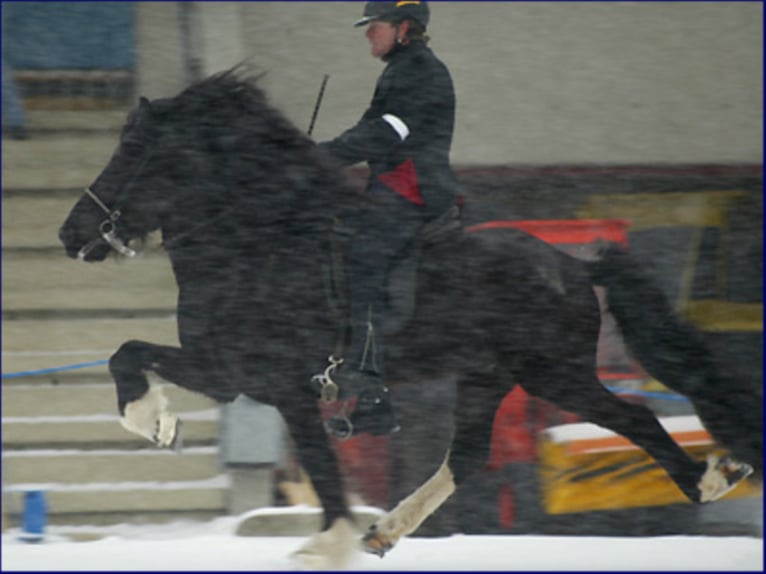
left=160, top=169, right=335, bottom=312
left=165, top=225, right=328, bottom=310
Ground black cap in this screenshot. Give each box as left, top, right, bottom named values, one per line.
left=354, top=1, right=430, bottom=28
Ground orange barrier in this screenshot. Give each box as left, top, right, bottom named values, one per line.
left=538, top=417, right=761, bottom=514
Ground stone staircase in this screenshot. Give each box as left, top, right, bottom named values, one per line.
left=2, top=109, right=230, bottom=528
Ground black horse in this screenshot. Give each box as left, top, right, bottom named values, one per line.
left=59, top=70, right=756, bottom=567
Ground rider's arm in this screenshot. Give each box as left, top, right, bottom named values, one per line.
left=318, top=59, right=439, bottom=167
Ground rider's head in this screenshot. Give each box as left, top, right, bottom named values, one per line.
left=354, top=1, right=430, bottom=59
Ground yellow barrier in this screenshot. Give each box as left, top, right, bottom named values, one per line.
left=538, top=416, right=761, bottom=514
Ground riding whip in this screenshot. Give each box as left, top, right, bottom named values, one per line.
left=308, top=74, right=330, bottom=136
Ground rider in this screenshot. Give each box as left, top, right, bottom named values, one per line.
left=315, top=0, right=462, bottom=438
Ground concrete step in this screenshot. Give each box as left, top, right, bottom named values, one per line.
left=2, top=249, right=176, bottom=313
left=2, top=317, right=178, bottom=377
left=2, top=383, right=220, bottom=449
left=2, top=412, right=219, bottom=449
left=23, top=109, right=128, bottom=133
left=3, top=191, right=80, bottom=249
left=17, top=70, right=133, bottom=114
left=2, top=382, right=217, bottom=418
left=4, top=474, right=230, bottom=517
left=2, top=132, right=121, bottom=191
left=2, top=190, right=166, bottom=250
left=3, top=447, right=221, bottom=484
left=1, top=110, right=243, bottom=530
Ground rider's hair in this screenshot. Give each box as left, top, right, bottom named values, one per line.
left=401, top=18, right=430, bottom=44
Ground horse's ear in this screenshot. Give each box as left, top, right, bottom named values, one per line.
left=139, top=96, right=151, bottom=110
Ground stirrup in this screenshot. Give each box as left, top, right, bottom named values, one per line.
left=310, top=355, right=343, bottom=403
left=325, top=413, right=355, bottom=441
left=325, top=386, right=400, bottom=440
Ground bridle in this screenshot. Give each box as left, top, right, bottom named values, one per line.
left=74, top=122, right=321, bottom=260
left=75, top=132, right=164, bottom=260
left=77, top=145, right=159, bottom=260
left=77, top=186, right=137, bottom=260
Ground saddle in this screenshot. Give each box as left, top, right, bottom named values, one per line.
left=325, top=205, right=463, bottom=336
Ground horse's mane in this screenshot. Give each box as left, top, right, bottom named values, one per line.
left=158, top=68, right=358, bottom=224
left=173, top=69, right=303, bottom=144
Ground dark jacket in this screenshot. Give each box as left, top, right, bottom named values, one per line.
left=320, top=40, right=461, bottom=219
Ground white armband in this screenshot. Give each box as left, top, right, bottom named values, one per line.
left=381, top=114, right=410, bottom=142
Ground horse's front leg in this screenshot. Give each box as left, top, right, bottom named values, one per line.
left=274, top=385, right=359, bottom=570
left=362, top=453, right=456, bottom=557
left=109, top=339, right=237, bottom=448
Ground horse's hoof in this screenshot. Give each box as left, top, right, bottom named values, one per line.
left=170, top=418, right=184, bottom=452
left=153, top=412, right=181, bottom=449
left=698, top=454, right=754, bottom=502
left=290, top=517, right=358, bottom=570
left=289, top=548, right=328, bottom=570
left=361, top=527, right=393, bottom=558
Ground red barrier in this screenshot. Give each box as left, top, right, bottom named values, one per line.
left=466, top=218, right=630, bottom=247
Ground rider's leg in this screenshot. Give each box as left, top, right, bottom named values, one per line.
left=325, top=191, right=423, bottom=437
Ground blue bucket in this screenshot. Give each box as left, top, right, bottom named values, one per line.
left=19, top=490, right=47, bottom=542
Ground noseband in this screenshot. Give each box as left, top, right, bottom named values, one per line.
left=77, top=141, right=156, bottom=260
left=77, top=186, right=137, bottom=260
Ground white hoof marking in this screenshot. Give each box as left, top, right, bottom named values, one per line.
left=291, top=517, right=358, bottom=570
left=120, top=385, right=179, bottom=447
left=698, top=454, right=754, bottom=503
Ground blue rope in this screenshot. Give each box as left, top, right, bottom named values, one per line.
left=1, top=359, right=110, bottom=380
left=606, top=385, right=689, bottom=402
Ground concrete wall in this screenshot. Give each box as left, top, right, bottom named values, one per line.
left=134, top=2, right=186, bottom=100
left=136, top=1, right=763, bottom=166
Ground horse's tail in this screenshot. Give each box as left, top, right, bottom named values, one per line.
left=585, top=243, right=763, bottom=473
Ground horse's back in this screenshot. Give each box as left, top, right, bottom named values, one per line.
left=424, top=225, right=596, bottom=310
left=403, top=226, right=601, bottom=371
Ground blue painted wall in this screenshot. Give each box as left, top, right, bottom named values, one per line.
left=3, top=2, right=135, bottom=69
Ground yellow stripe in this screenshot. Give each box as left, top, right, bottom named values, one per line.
left=396, top=1, right=421, bottom=6
left=539, top=439, right=761, bottom=514
left=682, top=300, right=763, bottom=332
left=576, top=190, right=746, bottom=229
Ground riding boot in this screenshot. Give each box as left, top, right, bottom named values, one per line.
left=325, top=384, right=399, bottom=439
left=324, top=305, right=400, bottom=439
left=314, top=190, right=422, bottom=439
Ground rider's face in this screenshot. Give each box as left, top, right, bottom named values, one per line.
left=365, top=20, right=398, bottom=59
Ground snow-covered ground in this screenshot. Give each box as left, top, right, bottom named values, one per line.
left=2, top=512, right=763, bottom=571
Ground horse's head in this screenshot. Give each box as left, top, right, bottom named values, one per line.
left=60, top=68, right=358, bottom=262
left=59, top=96, right=176, bottom=262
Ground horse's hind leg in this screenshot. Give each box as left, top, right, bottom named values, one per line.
left=109, top=339, right=237, bottom=447
left=363, top=371, right=508, bottom=557
left=519, top=355, right=721, bottom=503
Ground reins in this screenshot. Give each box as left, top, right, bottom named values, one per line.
left=160, top=209, right=231, bottom=251
left=77, top=149, right=155, bottom=260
